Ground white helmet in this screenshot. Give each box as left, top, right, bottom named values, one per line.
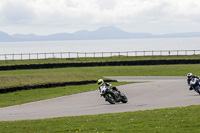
left=187, top=73, right=193, bottom=79
left=97, top=79, right=104, bottom=86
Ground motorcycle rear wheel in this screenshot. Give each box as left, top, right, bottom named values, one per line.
left=120, top=93, right=128, bottom=103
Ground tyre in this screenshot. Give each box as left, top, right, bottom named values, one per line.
left=105, top=94, right=115, bottom=104
left=197, top=89, right=200, bottom=95
left=195, top=86, right=200, bottom=95
left=120, top=93, right=128, bottom=103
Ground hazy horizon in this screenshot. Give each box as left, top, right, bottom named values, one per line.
left=1, top=26, right=200, bottom=36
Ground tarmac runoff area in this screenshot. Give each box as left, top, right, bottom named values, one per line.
left=0, top=76, right=200, bottom=121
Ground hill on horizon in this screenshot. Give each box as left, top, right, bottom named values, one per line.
left=1, top=26, right=200, bottom=42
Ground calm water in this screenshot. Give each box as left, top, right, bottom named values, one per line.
left=0, top=38, right=200, bottom=54
left=0, top=37, right=200, bottom=55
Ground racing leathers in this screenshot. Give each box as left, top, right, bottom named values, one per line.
left=188, top=75, right=200, bottom=90
left=98, top=82, right=120, bottom=98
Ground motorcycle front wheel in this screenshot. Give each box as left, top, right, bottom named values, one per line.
left=105, top=94, right=115, bottom=104
left=196, top=89, right=200, bottom=95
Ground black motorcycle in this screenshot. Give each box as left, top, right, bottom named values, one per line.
left=99, top=86, right=128, bottom=104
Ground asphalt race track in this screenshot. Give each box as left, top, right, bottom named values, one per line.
left=0, top=76, right=200, bottom=121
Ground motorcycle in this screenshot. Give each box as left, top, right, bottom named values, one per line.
left=99, top=86, right=128, bottom=104
left=189, top=78, right=200, bottom=95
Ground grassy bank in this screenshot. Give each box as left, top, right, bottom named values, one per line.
left=0, top=54, right=200, bottom=66
left=0, top=64, right=198, bottom=89
left=0, top=105, right=200, bottom=132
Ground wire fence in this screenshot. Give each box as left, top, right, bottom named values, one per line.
left=0, top=50, right=200, bottom=61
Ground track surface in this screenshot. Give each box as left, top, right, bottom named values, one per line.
left=0, top=76, right=199, bottom=121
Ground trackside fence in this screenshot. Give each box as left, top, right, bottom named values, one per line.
left=0, top=50, right=200, bottom=61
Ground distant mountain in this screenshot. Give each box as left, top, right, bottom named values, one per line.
left=70, top=26, right=154, bottom=39
left=1, top=26, right=200, bottom=42
left=12, top=33, right=42, bottom=41
left=0, top=31, right=12, bottom=41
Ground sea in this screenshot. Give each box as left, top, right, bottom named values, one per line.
left=0, top=37, right=200, bottom=60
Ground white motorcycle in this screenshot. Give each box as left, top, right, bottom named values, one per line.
left=189, top=78, right=200, bottom=95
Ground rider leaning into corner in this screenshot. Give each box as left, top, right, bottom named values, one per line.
left=187, top=73, right=200, bottom=90
left=97, top=79, right=121, bottom=97
left=97, top=79, right=119, bottom=91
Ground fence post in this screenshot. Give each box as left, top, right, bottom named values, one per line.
left=102, top=52, right=103, bottom=58
left=127, top=52, right=128, bottom=58
left=12, top=54, right=14, bottom=60
left=194, top=50, right=196, bottom=55
left=21, top=54, right=22, bottom=60
left=29, top=53, right=31, bottom=60
left=110, top=52, right=112, bottom=58
left=4, top=54, right=7, bottom=61
left=69, top=52, right=70, bottom=58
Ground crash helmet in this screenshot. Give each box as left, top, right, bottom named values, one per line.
left=187, top=73, right=193, bottom=79
left=97, top=79, right=104, bottom=86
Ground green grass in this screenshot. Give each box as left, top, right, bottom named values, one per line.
left=0, top=82, right=133, bottom=108
left=0, top=105, right=200, bottom=132
left=0, top=64, right=199, bottom=89
left=0, top=58, right=200, bottom=132
left=0, top=54, right=200, bottom=66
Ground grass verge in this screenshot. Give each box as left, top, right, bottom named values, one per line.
left=0, top=105, right=200, bottom=132
left=0, top=64, right=199, bottom=89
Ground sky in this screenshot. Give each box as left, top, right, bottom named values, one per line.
left=0, top=0, right=200, bottom=35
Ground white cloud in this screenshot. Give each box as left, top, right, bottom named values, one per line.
left=0, top=0, right=34, bottom=25
left=0, top=0, right=200, bottom=35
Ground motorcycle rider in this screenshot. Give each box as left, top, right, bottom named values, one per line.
left=97, top=79, right=112, bottom=89
left=187, top=73, right=199, bottom=90
left=97, top=79, right=121, bottom=100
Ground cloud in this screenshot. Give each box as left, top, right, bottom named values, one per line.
left=0, top=0, right=34, bottom=25
left=0, top=0, right=200, bottom=34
